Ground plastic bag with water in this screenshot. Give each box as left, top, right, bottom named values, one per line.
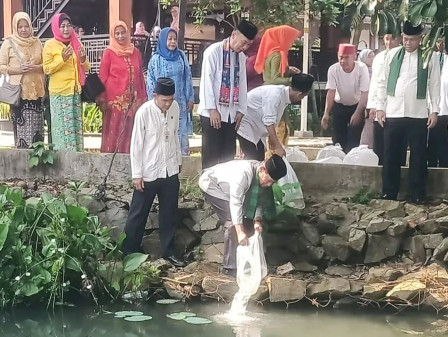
left=229, top=232, right=267, bottom=315
left=277, top=158, right=305, bottom=210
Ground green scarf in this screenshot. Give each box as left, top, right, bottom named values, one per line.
left=387, top=47, right=428, bottom=99
left=244, top=171, right=277, bottom=221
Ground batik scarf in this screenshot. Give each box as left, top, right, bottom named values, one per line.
left=219, top=38, right=239, bottom=106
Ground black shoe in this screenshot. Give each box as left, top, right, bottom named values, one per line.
left=381, top=194, right=397, bottom=201
left=221, top=268, right=236, bottom=278
left=165, top=255, right=187, bottom=268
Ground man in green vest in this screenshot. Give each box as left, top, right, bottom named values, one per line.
left=376, top=21, right=441, bottom=204
left=198, top=154, right=287, bottom=277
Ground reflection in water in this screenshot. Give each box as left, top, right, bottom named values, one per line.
left=0, top=302, right=446, bottom=337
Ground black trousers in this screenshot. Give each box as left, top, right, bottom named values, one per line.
left=383, top=118, right=427, bottom=200
left=201, top=115, right=236, bottom=169
left=237, top=135, right=265, bottom=161
left=123, top=175, right=180, bottom=256
left=427, top=115, right=448, bottom=168
left=332, top=102, right=364, bottom=153
left=373, top=121, right=384, bottom=165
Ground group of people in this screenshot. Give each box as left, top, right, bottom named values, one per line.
left=322, top=21, right=447, bottom=204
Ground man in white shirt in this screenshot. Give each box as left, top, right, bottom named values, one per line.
left=237, top=73, right=315, bottom=160
left=198, top=20, right=258, bottom=169
left=427, top=40, right=448, bottom=167
left=199, top=154, right=287, bottom=277
left=376, top=21, right=441, bottom=204
left=367, top=31, right=401, bottom=164
left=123, top=78, right=185, bottom=267
left=321, top=43, right=370, bottom=153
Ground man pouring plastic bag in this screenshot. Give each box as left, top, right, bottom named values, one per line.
left=199, top=154, right=287, bottom=278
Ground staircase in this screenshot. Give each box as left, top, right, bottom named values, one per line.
left=24, top=0, right=71, bottom=37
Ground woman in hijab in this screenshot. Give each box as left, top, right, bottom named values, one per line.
left=245, top=35, right=263, bottom=92
left=134, top=22, right=150, bottom=37
left=255, top=25, right=303, bottom=85
left=146, top=27, right=194, bottom=156
left=97, top=21, right=147, bottom=154
left=358, top=48, right=374, bottom=77
left=43, top=13, right=90, bottom=151
left=0, top=12, right=46, bottom=148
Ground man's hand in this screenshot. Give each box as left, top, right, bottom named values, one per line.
left=274, top=145, right=286, bottom=158
left=368, top=108, right=376, bottom=119
left=428, top=113, right=438, bottom=129
left=209, top=109, right=221, bottom=129
left=350, top=112, right=364, bottom=126
left=187, top=101, right=194, bottom=112
left=321, top=114, right=329, bottom=130
left=287, top=66, right=301, bottom=75
left=237, top=231, right=248, bottom=246
left=235, top=111, right=244, bottom=131
left=376, top=110, right=386, bottom=127
left=254, top=220, right=263, bottom=233
left=133, top=178, right=144, bottom=191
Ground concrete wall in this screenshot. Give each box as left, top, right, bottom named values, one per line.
left=1, top=149, right=447, bottom=201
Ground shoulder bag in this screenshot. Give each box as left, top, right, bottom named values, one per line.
left=0, top=38, right=23, bottom=106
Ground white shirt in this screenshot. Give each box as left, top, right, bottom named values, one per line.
left=197, top=40, right=248, bottom=123
left=326, top=61, right=370, bottom=106
left=439, top=54, right=448, bottom=116
left=367, top=50, right=388, bottom=110
left=237, top=85, right=290, bottom=147
left=199, top=160, right=262, bottom=225
left=130, top=99, right=182, bottom=182
left=376, top=46, right=441, bottom=118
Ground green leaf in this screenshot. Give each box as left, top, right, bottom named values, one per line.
left=124, top=315, right=153, bottom=322
left=184, top=317, right=212, bottom=325
left=167, top=313, right=188, bottom=320
left=123, top=253, right=148, bottom=272
left=22, top=283, right=40, bottom=297
left=421, top=0, right=437, bottom=17
left=115, top=311, right=144, bottom=317
left=25, top=197, right=41, bottom=222
left=67, top=205, right=87, bottom=224
left=156, top=299, right=180, bottom=304
left=0, top=222, right=9, bottom=252
left=29, top=156, right=39, bottom=168
left=65, top=257, right=82, bottom=272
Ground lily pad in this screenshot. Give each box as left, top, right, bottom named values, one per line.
left=124, top=315, right=153, bottom=322
left=166, top=313, right=188, bottom=320
left=184, top=317, right=212, bottom=325
left=178, top=312, right=196, bottom=317
left=114, top=311, right=144, bottom=317
left=156, top=299, right=180, bottom=304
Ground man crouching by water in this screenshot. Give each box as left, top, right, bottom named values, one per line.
left=199, top=154, right=287, bottom=277
left=123, top=77, right=186, bottom=267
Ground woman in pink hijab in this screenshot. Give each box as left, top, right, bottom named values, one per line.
left=42, top=13, right=90, bottom=151
left=134, top=22, right=150, bottom=37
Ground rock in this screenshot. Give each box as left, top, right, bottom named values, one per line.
left=293, top=262, right=318, bottom=272
left=419, top=234, right=444, bottom=249
left=322, top=235, right=350, bottom=262
left=325, top=204, right=346, bottom=219
left=201, top=227, right=224, bottom=245
left=182, top=217, right=199, bottom=232
left=190, top=209, right=212, bottom=223
left=336, top=225, right=352, bottom=241
left=173, top=270, right=207, bottom=285
left=325, top=265, right=353, bottom=277
left=276, top=262, right=295, bottom=276
left=387, top=219, right=408, bottom=236
left=202, top=275, right=238, bottom=302
left=403, top=212, right=427, bottom=226
left=316, top=213, right=337, bottom=234
left=266, top=277, right=307, bottom=302
left=404, top=203, right=426, bottom=216
left=349, top=280, right=364, bottom=294
left=142, top=232, right=162, bottom=259
left=366, top=266, right=404, bottom=283
left=307, top=278, right=351, bottom=298
left=175, top=226, right=201, bottom=253
left=265, top=248, right=295, bottom=266
left=398, top=263, right=448, bottom=284
left=369, top=199, right=405, bottom=218
left=198, top=214, right=219, bottom=231
left=348, top=228, right=366, bottom=252
left=433, top=216, right=448, bottom=231
left=386, top=280, right=426, bottom=301
left=306, top=246, right=325, bottom=262
left=150, top=258, right=172, bottom=271
left=366, top=218, right=393, bottom=233
left=202, top=243, right=225, bottom=264
left=360, top=210, right=385, bottom=221
left=99, top=206, right=129, bottom=241
left=16, top=180, right=28, bottom=189
left=364, top=234, right=401, bottom=263
left=178, top=200, right=203, bottom=210
left=428, top=205, right=448, bottom=219
left=417, top=220, right=440, bottom=234
left=433, top=237, right=448, bottom=258
left=79, top=196, right=106, bottom=215
left=363, top=283, right=391, bottom=300
left=145, top=212, right=159, bottom=229
left=301, top=222, right=321, bottom=246
left=406, top=236, right=426, bottom=263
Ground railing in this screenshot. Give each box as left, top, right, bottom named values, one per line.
left=24, top=0, right=54, bottom=27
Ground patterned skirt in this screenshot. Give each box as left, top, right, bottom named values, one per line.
left=49, top=94, right=83, bottom=151
left=12, top=99, right=45, bottom=149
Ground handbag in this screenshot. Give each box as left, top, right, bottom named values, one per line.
left=81, top=72, right=105, bottom=103
left=0, top=38, right=23, bottom=106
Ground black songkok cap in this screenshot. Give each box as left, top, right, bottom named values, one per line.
left=265, top=154, right=287, bottom=181
left=237, top=20, right=258, bottom=41
left=291, top=73, right=315, bottom=93
left=155, top=77, right=175, bottom=96
left=403, top=21, right=423, bottom=36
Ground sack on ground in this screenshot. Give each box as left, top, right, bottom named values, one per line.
left=277, top=158, right=305, bottom=209
left=343, top=144, right=379, bottom=166
left=285, top=146, right=309, bottom=163
left=316, top=144, right=345, bottom=161
left=312, top=156, right=343, bottom=164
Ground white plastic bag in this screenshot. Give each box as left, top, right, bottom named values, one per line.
left=312, top=156, right=343, bottom=164
left=229, top=232, right=267, bottom=314
left=285, top=146, right=309, bottom=163
left=343, top=145, right=379, bottom=166
left=316, top=144, right=346, bottom=161
left=277, top=159, right=305, bottom=209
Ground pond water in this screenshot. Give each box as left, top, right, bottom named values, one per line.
left=1, top=301, right=446, bottom=337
